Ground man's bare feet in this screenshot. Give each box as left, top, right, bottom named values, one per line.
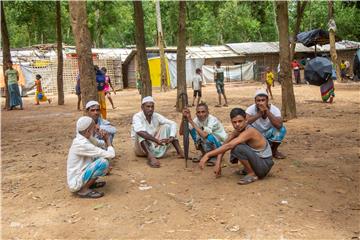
left=273, top=151, right=286, bottom=159
left=148, top=157, right=160, bottom=168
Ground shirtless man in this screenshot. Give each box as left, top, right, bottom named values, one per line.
left=199, top=108, right=274, bottom=185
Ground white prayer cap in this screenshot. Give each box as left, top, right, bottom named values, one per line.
left=142, top=96, right=155, bottom=105
left=85, top=100, right=99, bottom=109
left=254, top=89, right=268, bottom=98
left=76, top=116, right=94, bottom=132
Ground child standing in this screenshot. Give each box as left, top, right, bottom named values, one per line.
left=265, top=67, right=274, bottom=99
left=31, top=74, right=51, bottom=105
left=101, top=67, right=116, bottom=109
left=214, top=61, right=228, bottom=107
left=192, top=68, right=203, bottom=106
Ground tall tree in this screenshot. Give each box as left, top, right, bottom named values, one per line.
left=156, top=0, right=168, bottom=92
left=1, top=1, right=11, bottom=109
left=56, top=1, right=64, bottom=105
left=328, top=1, right=341, bottom=82
left=290, top=1, right=308, bottom=60
left=133, top=1, right=152, bottom=98
left=275, top=1, right=297, bottom=120
left=176, top=1, right=187, bottom=112
left=69, top=1, right=97, bottom=106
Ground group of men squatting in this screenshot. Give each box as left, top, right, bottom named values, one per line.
left=67, top=89, right=286, bottom=198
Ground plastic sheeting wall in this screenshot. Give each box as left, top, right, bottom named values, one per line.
left=201, top=61, right=255, bottom=83
left=166, top=54, right=205, bottom=88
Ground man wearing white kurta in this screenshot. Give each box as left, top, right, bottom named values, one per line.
left=131, top=96, right=184, bottom=168
left=180, top=102, right=228, bottom=166
left=67, top=116, right=115, bottom=198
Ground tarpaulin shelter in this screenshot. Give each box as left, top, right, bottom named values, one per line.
left=147, top=57, right=171, bottom=87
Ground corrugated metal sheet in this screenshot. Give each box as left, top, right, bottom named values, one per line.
left=187, top=45, right=242, bottom=59
left=226, top=42, right=316, bottom=54
left=320, top=41, right=360, bottom=51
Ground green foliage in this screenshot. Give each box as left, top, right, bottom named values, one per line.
left=3, top=0, right=360, bottom=49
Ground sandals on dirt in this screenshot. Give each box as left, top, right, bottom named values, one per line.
left=148, top=158, right=160, bottom=168
left=89, top=181, right=106, bottom=189
left=238, top=175, right=258, bottom=185
left=215, top=105, right=222, bottom=108
left=206, top=157, right=217, bottom=167
left=235, top=169, right=248, bottom=176
left=191, top=157, right=200, bottom=163
left=77, top=190, right=104, bottom=199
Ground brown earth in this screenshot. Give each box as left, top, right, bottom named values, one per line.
left=1, top=82, right=360, bottom=239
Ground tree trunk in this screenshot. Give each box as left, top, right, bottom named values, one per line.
left=56, top=1, right=64, bottom=105
left=176, top=1, right=187, bottom=112
left=276, top=1, right=297, bottom=120
left=1, top=1, right=11, bottom=109
left=156, top=0, right=168, bottom=92
left=69, top=1, right=97, bottom=107
left=328, top=1, right=342, bottom=82
left=290, top=1, right=308, bottom=60
left=133, top=1, right=152, bottom=98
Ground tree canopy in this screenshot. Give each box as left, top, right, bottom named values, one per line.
left=3, top=1, right=360, bottom=49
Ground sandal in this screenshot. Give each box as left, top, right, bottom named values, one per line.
left=223, top=104, right=228, bottom=107
left=90, top=181, right=106, bottom=189
left=206, top=157, right=216, bottom=166
left=235, top=169, right=248, bottom=176
left=148, top=158, right=160, bottom=168
left=215, top=105, right=221, bottom=108
left=77, top=190, right=104, bottom=198
left=238, top=175, right=258, bottom=185
left=191, top=157, right=200, bottom=163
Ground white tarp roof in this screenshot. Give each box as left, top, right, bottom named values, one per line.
left=226, top=42, right=315, bottom=54
left=227, top=41, right=360, bottom=55
left=320, top=40, right=360, bottom=51
left=187, top=45, right=243, bottom=59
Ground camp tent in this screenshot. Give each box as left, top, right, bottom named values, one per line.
left=147, top=57, right=171, bottom=87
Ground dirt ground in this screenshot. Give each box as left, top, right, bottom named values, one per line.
left=1, top=82, right=360, bottom=239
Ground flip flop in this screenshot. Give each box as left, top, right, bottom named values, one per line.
left=206, top=157, right=216, bottom=166
left=148, top=159, right=160, bottom=168
left=77, top=190, right=104, bottom=198
left=238, top=175, right=258, bottom=185
left=90, top=181, right=106, bottom=189
left=235, top=169, right=248, bottom=176
left=223, top=104, right=228, bottom=107
left=191, top=157, right=200, bottom=163
left=215, top=105, right=221, bottom=108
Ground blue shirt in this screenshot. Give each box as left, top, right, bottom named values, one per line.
left=96, top=70, right=105, bottom=91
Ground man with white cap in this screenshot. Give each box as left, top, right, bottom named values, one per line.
left=67, top=116, right=115, bottom=198
left=86, top=100, right=117, bottom=144
left=246, top=89, right=287, bottom=159
left=131, top=96, right=184, bottom=168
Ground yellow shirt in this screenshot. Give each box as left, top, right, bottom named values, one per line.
left=266, top=71, right=274, bottom=85
left=340, top=63, right=346, bottom=70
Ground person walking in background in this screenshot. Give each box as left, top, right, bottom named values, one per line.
left=192, top=68, right=203, bottom=107
left=214, top=61, right=228, bottom=107
left=265, top=67, right=274, bottom=99
left=291, top=59, right=301, bottom=84
left=101, top=67, right=116, bottom=109
left=95, top=65, right=107, bottom=119
left=29, top=74, right=51, bottom=105
left=4, top=60, right=23, bottom=110
left=340, top=60, right=346, bottom=81
left=320, top=78, right=335, bottom=104
left=75, top=73, right=81, bottom=111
